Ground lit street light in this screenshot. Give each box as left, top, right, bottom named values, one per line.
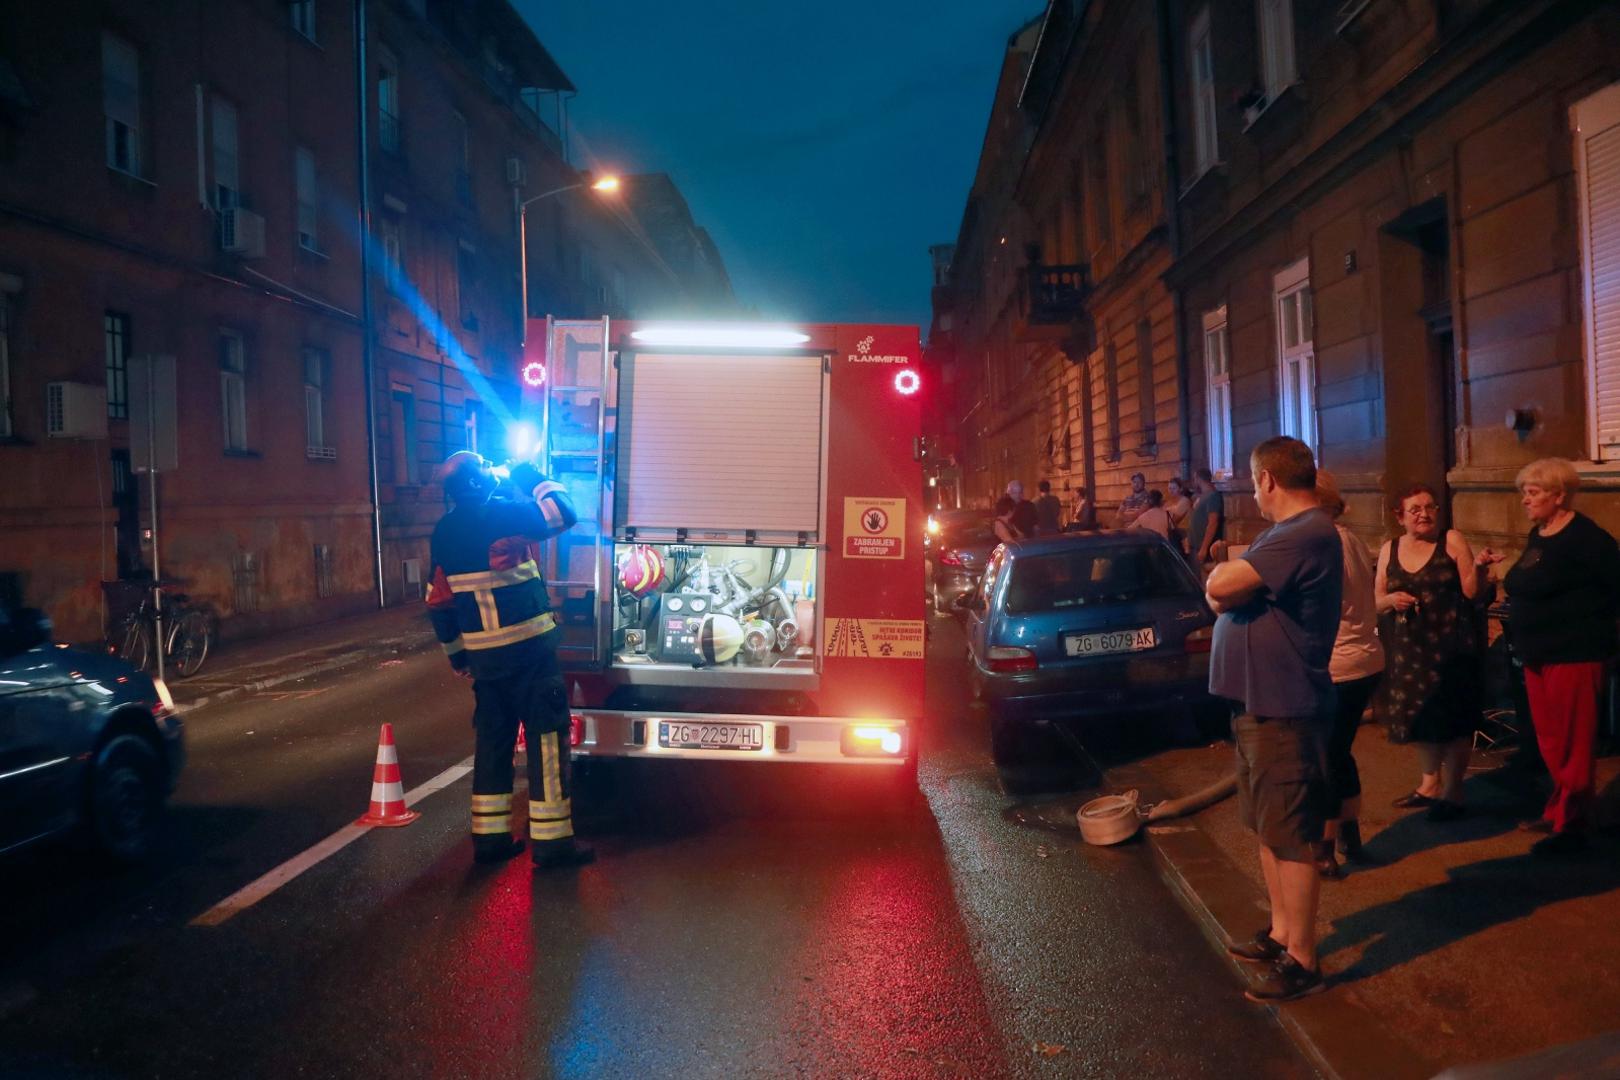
left=518, top=174, right=620, bottom=345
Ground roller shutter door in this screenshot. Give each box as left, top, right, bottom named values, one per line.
left=617, top=351, right=825, bottom=541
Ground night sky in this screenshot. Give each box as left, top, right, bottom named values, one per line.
left=517, top=2, right=1045, bottom=331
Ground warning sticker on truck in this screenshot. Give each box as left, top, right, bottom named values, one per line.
left=843, top=497, right=906, bottom=559
left=824, top=618, right=925, bottom=659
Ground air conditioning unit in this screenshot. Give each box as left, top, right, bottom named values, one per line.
left=219, top=207, right=267, bottom=258
left=46, top=382, right=109, bottom=439
left=505, top=156, right=526, bottom=186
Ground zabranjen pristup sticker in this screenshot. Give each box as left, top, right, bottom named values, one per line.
left=843, top=497, right=906, bottom=559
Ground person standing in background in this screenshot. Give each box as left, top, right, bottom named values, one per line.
left=1034, top=480, right=1063, bottom=536
left=1006, top=480, right=1039, bottom=539
left=1189, top=469, right=1225, bottom=570
left=1116, top=472, right=1153, bottom=528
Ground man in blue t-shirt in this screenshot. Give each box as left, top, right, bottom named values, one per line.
left=1205, top=436, right=1342, bottom=1003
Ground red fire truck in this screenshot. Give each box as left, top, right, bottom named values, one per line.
left=519, top=318, right=926, bottom=786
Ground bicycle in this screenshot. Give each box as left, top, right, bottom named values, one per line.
left=112, top=585, right=213, bottom=679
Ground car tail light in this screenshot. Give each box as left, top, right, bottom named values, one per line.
left=1184, top=626, right=1214, bottom=654
left=987, top=646, right=1037, bottom=673
left=569, top=713, right=585, bottom=747
left=940, top=550, right=964, bottom=567
left=841, top=724, right=905, bottom=757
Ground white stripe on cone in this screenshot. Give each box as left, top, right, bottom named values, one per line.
left=376, top=744, right=398, bottom=765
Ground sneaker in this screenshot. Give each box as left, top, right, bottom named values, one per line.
left=533, top=842, right=596, bottom=870
left=473, top=836, right=526, bottom=865
left=1245, top=956, right=1326, bottom=1003
left=1227, top=928, right=1285, bottom=964
left=1425, top=800, right=1467, bottom=823
left=1392, top=791, right=1437, bottom=809
left=1530, top=830, right=1588, bottom=857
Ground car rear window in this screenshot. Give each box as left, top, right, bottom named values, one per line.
left=1004, top=545, right=1193, bottom=613
left=943, top=523, right=995, bottom=546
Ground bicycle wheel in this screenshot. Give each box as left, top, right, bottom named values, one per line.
left=119, top=619, right=153, bottom=674
left=169, top=609, right=212, bottom=678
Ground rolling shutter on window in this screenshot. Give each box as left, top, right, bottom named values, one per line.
left=1577, top=84, right=1620, bottom=458
left=618, top=352, right=825, bottom=541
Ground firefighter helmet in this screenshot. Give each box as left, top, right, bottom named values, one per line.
left=439, top=451, right=496, bottom=503
left=616, top=545, right=665, bottom=597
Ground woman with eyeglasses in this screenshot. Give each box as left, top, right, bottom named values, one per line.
left=1374, top=483, right=1499, bottom=821
left=1503, top=458, right=1620, bottom=856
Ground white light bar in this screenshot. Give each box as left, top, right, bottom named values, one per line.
left=629, top=324, right=811, bottom=348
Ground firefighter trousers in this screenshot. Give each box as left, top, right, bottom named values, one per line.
left=469, top=660, right=576, bottom=859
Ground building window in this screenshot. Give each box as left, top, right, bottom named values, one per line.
left=1256, top=0, right=1297, bottom=104
left=1088, top=126, right=1111, bottom=251
left=210, top=97, right=239, bottom=210
left=290, top=0, right=316, bottom=42
left=104, top=311, right=130, bottom=419
left=1189, top=7, right=1218, bottom=176
left=1576, top=82, right=1620, bottom=461
left=464, top=401, right=480, bottom=454
left=391, top=388, right=418, bottom=484
left=296, top=147, right=319, bottom=251
left=1136, top=317, right=1156, bottom=449
left=1203, top=305, right=1232, bottom=476
left=457, top=239, right=478, bottom=329
left=380, top=214, right=404, bottom=292
left=1104, top=336, right=1121, bottom=459
left=102, top=32, right=142, bottom=176
left=452, top=110, right=472, bottom=205
left=377, top=51, right=401, bottom=154
left=1274, top=257, right=1317, bottom=450
left=0, top=297, right=11, bottom=439
left=220, top=330, right=248, bottom=451
left=304, top=347, right=330, bottom=456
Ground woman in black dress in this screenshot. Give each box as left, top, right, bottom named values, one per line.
left=1374, top=483, right=1499, bottom=821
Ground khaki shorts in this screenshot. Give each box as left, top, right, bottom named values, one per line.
left=1234, top=712, right=1333, bottom=862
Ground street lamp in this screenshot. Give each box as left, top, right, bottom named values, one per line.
left=518, top=174, right=620, bottom=345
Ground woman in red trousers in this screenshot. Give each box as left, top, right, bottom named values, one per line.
left=1504, top=458, right=1620, bottom=856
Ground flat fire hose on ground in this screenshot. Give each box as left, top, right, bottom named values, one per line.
left=1042, top=719, right=1237, bottom=835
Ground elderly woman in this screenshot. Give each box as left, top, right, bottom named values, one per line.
left=1313, top=471, right=1384, bottom=877
left=1375, top=483, right=1496, bottom=822
left=1503, top=458, right=1620, bottom=856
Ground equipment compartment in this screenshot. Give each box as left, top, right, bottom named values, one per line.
left=610, top=542, right=818, bottom=674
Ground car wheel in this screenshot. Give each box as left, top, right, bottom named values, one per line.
left=87, top=735, right=163, bottom=863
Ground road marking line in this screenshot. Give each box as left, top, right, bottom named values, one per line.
left=190, top=756, right=473, bottom=927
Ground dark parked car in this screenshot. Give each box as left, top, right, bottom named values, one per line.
left=929, top=518, right=999, bottom=614
left=0, top=608, right=185, bottom=861
left=958, top=531, right=1218, bottom=767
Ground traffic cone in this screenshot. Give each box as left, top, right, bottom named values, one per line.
left=355, top=723, right=420, bottom=827
left=515, top=723, right=527, bottom=757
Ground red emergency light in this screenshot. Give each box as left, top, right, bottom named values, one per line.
left=894, top=369, right=920, bottom=396
left=522, top=361, right=547, bottom=389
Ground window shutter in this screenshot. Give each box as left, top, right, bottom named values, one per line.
left=1576, top=84, right=1620, bottom=459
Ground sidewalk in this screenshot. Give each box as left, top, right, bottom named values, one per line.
left=1110, top=721, right=1620, bottom=1079
left=165, top=604, right=437, bottom=710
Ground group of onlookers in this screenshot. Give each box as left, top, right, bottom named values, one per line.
left=1206, top=438, right=1620, bottom=1004
left=990, top=470, right=1228, bottom=569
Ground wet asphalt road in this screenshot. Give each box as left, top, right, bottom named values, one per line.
left=0, top=615, right=1309, bottom=1079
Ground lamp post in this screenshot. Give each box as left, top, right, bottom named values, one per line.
left=518, top=174, right=619, bottom=346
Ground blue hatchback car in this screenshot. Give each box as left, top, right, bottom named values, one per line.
left=959, top=531, right=1218, bottom=766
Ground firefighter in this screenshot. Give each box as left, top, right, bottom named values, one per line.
left=426, top=450, right=594, bottom=869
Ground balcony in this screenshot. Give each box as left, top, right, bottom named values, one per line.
left=1018, top=257, right=1091, bottom=344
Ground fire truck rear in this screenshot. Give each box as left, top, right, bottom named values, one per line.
left=519, top=318, right=926, bottom=786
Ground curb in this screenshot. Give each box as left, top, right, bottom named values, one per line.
left=173, top=633, right=437, bottom=712
left=1107, top=759, right=1433, bottom=1080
